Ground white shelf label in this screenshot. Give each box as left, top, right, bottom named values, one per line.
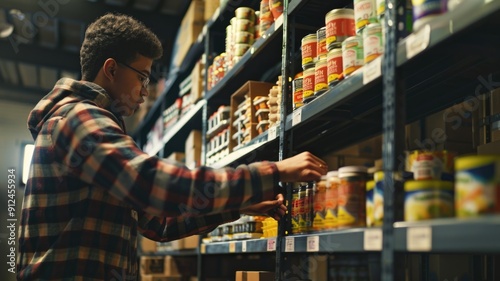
left=268, top=126, right=278, bottom=141
left=364, top=228, right=383, bottom=251
left=285, top=237, right=295, bottom=252
left=229, top=241, right=236, bottom=253
left=292, top=109, right=302, bottom=127
left=406, top=24, right=431, bottom=60
left=363, top=56, right=382, bottom=85
left=407, top=227, right=432, bottom=251
left=242, top=241, right=247, bottom=252
left=275, top=14, right=284, bottom=29
left=307, top=236, right=319, bottom=252
left=267, top=238, right=277, bottom=251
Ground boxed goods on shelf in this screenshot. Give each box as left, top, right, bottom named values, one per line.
left=229, top=81, right=275, bottom=152
left=235, top=271, right=274, bottom=281
left=140, top=236, right=158, bottom=253
left=141, top=256, right=180, bottom=276
left=141, top=275, right=182, bottom=281
left=204, top=0, right=219, bottom=21
left=172, top=0, right=205, bottom=69
left=185, top=130, right=202, bottom=169
left=166, top=152, right=185, bottom=164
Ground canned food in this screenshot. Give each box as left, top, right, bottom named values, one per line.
left=342, top=36, right=364, bottom=78
left=373, top=171, right=384, bottom=226
left=302, top=67, right=315, bottom=103
left=312, top=177, right=327, bottom=231
left=269, top=0, right=283, bottom=20
left=301, top=34, right=317, bottom=70
left=354, top=0, right=377, bottom=34
left=314, top=57, right=328, bottom=97
left=325, top=9, right=356, bottom=50
left=327, top=48, right=343, bottom=86
left=366, top=180, right=375, bottom=227
left=235, top=7, right=256, bottom=22
left=234, top=44, right=251, bottom=56
left=293, top=76, right=303, bottom=110
left=298, top=183, right=313, bottom=233
left=260, top=0, right=273, bottom=21
left=338, top=166, right=368, bottom=228
left=234, top=31, right=254, bottom=44
left=363, top=23, right=383, bottom=64
left=406, top=150, right=455, bottom=181
left=324, top=171, right=339, bottom=229
left=411, top=0, right=444, bottom=30
left=376, top=0, right=385, bottom=18
left=316, top=26, right=327, bottom=59
left=404, top=180, right=454, bottom=221
left=455, top=155, right=500, bottom=217
left=233, top=18, right=254, bottom=32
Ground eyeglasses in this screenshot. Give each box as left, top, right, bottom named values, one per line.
left=117, top=62, right=150, bottom=89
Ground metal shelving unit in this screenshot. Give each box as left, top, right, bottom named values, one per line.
left=134, top=0, right=500, bottom=280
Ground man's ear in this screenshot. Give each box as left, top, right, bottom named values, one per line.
left=102, top=58, right=117, bottom=81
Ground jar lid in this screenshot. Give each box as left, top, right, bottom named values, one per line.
left=338, top=166, right=368, bottom=175
left=455, top=155, right=500, bottom=171
left=404, top=180, right=454, bottom=191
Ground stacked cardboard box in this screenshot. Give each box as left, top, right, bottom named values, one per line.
left=140, top=256, right=180, bottom=280
left=185, top=130, right=202, bottom=169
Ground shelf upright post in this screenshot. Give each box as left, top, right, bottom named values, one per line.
left=381, top=0, right=406, bottom=281
left=276, top=1, right=295, bottom=280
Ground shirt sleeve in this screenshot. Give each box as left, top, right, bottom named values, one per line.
left=137, top=209, right=241, bottom=242
left=52, top=102, right=280, bottom=217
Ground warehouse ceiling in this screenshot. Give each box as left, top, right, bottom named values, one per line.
left=0, top=0, right=191, bottom=105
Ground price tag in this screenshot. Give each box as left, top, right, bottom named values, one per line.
left=364, top=228, right=383, bottom=251
left=292, top=108, right=302, bottom=127
left=242, top=241, right=247, bottom=252
left=363, top=56, right=382, bottom=85
left=275, top=14, right=284, bottom=29
left=201, top=244, right=206, bottom=254
left=229, top=241, right=236, bottom=253
left=267, top=238, right=277, bottom=251
left=406, top=24, right=431, bottom=60
left=306, top=236, right=319, bottom=252
left=268, top=126, right=277, bottom=141
left=285, top=237, right=295, bottom=252
left=407, top=227, right=432, bottom=251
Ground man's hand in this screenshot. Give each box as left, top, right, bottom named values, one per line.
left=275, top=151, right=328, bottom=182
left=241, top=194, right=287, bottom=221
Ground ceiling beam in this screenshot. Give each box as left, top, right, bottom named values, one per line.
left=0, top=83, right=45, bottom=105
left=0, top=40, right=80, bottom=71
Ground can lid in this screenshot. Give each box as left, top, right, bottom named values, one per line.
left=455, top=155, right=500, bottom=171
left=366, top=180, right=375, bottom=191
left=326, top=8, right=355, bottom=17
left=404, top=180, right=454, bottom=191
left=338, top=166, right=368, bottom=175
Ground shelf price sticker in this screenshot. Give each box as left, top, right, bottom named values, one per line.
left=407, top=226, right=432, bottom=251
left=406, top=24, right=431, bottom=60
left=267, top=238, right=277, bottom=251
left=292, top=108, right=302, bottom=127
left=275, top=14, right=284, bottom=29
left=363, top=56, right=382, bottom=85
left=268, top=126, right=278, bottom=141
left=364, top=228, right=383, bottom=251
left=285, top=237, right=295, bottom=252
left=229, top=241, right=236, bottom=253
left=307, top=236, right=320, bottom=252
left=242, top=241, right=247, bottom=252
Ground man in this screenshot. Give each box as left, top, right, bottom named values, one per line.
left=17, top=13, right=327, bottom=280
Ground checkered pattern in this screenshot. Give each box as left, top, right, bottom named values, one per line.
left=18, top=78, right=279, bottom=280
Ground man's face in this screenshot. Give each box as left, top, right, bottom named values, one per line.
left=107, top=54, right=152, bottom=117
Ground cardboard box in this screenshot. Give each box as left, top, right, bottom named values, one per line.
left=141, top=275, right=182, bottom=281
left=170, top=235, right=200, bottom=250
left=185, top=130, right=202, bottom=169
left=140, top=236, right=158, bottom=253
left=236, top=271, right=275, bottom=281
left=173, top=0, right=205, bottom=68
left=229, top=81, right=275, bottom=152
left=477, top=141, right=500, bottom=154
left=190, top=59, right=205, bottom=103
left=163, top=256, right=180, bottom=276
left=204, top=0, right=219, bottom=21
left=140, top=257, right=165, bottom=275
left=166, top=152, right=185, bottom=163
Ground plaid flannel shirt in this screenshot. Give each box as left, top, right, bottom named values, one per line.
left=18, top=78, right=279, bottom=280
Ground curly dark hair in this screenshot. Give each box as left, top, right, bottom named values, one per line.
left=80, top=13, right=163, bottom=81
